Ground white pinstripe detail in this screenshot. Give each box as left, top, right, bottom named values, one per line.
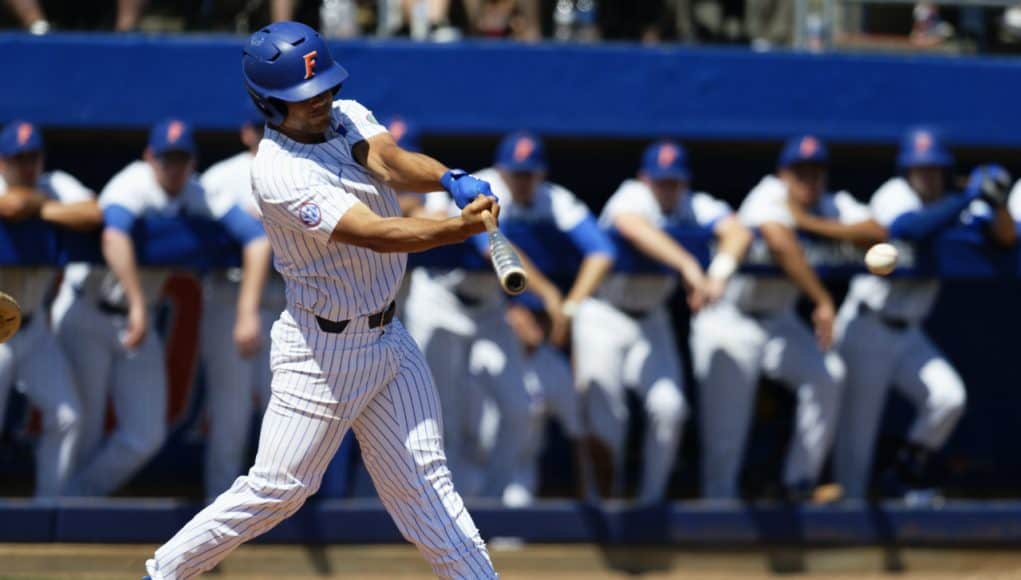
left=149, top=100, right=494, bottom=579
left=252, top=118, right=405, bottom=322
left=149, top=319, right=495, bottom=579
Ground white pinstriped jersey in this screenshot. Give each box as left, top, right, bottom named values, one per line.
left=0, top=171, right=93, bottom=315
left=597, top=179, right=731, bottom=313
left=251, top=99, right=402, bottom=321
left=200, top=150, right=287, bottom=310
left=63, top=160, right=228, bottom=308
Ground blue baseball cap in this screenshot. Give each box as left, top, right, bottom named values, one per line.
left=641, top=140, right=689, bottom=181
left=778, top=135, right=829, bottom=168
left=495, top=131, right=547, bottom=172
left=0, top=121, right=43, bottom=157
left=149, top=119, right=197, bottom=157
left=384, top=115, right=421, bottom=152
left=897, top=127, right=953, bottom=169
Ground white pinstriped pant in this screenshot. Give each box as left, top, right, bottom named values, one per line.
left=147, top=309, right=496, bottom=580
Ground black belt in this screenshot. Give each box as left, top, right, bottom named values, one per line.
left=97, top=300, right=129, bottom=317
left=315, top=301, right=396, bottom=334
left=858, top=303, right=909, bottom=331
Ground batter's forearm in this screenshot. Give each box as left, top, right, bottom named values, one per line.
left=238, top=238, right=272, bottom=315
left=333, top=208, right=471, bottom=253
left=364, top=137, right=449, bottom=193
left=385, top=150, right=449, bottom=193
left=102, top=228, right=147, bottom=308
left=565, top=254, right=613, bottom=304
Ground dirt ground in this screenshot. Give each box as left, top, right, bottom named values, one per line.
left=4, top=543, right=1021, bottom=579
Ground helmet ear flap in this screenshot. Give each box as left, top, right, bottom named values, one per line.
left=246, top=87, right=287, bottom=126
left=266, top=98, right=289, bottom=125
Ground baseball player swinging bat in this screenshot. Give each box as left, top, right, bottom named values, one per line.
left=481, top=209, right=528, bottom=295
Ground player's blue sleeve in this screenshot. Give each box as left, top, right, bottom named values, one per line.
left=103, top=204, right=137, bottom=233
left=888, top=194, right=977, bottom=241
left=565, top=215, right=618, bottom=260
left=218, top=205, right=266, bottom=246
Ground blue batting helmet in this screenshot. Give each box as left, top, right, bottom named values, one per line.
left=897, top=127, right=953, bottom=169
left=242, top=21, right=348, bottom=125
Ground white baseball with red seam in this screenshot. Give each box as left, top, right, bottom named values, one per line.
left=865, top=243, right=898, bottom=276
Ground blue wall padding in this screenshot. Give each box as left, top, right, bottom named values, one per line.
left=1, top=33, right=1019, bottom=145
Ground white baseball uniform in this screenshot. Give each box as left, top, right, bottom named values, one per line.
left=690, top=175, right=851, bottom=500
left=0, top=171, right=88, bottom=498
left=53, top=160, right=232, bottom=497
left=146, top=100, right=495, bottom=580
left=198, top=151, right=286, bottom=498
left=573, top=179, right=729, bottom=503
left=833, top=177, right=968, bottom=498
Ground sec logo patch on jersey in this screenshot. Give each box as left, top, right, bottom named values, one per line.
left=298, top=201, right=322, bottom=227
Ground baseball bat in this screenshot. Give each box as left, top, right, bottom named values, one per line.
left=481, top=210, right=528, bottom=295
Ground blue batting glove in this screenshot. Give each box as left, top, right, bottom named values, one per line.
left=966, top=164, right=1011, bottom=206
left=441, top=169, right=495, bottom=209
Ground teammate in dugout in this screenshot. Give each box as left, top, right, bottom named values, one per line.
left=574, top=140, right=752, bottom=504
left=197, top=108, right=279, bottom=500
left=833, top=128, right=1016, bottom=501
left=501, top=292, right=583, bottom=505
left=404, top=131, right=614, bottom=504
left=53, top=119, right=271, bottom=497
left=147, top=21, right=503, bottom=579
left=0, top=121, right=102, bottom=498
left=691, top=135, right=886, bottom=501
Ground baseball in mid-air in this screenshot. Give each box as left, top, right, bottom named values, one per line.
left=865, top=243, right=898, bottom=276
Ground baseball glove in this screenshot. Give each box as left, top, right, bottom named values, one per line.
left=0, top=292, right=23, bottom=344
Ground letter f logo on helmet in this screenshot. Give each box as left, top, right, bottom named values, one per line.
left=303, top=51, right=318, bottom=79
